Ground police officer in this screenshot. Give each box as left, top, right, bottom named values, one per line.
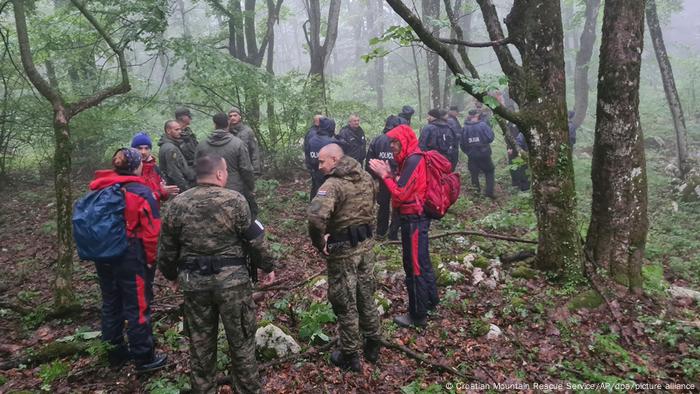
left=228, top=107, right=262, bottom=176
left=336, top=114, right=367, bottom=164
left=365, top=115, right=406, bottom=240
left=419, top=109, right=459, bottom=170
left=461, top=109, right=496, bottom=198
left=175, top=107, right=199, bottom=167
left=158, top=154, right=275, bottom=394
left=305, top=117, right=336, bottom=199
left=308, top=144, right=382, bottom=372
left=158, top=120, right=196, bottom=192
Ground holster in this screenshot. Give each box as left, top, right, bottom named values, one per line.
left=328, top=224, right=373, bottom=248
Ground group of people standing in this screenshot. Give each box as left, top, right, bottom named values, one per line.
left=88, top=107, right=274, bottom=393
left=84, top=100, right=576, bottom=392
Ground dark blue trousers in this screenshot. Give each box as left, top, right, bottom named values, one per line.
left=94, top=239, right=155, bottom=360
left=376, top=182, right=399, bottom=239
left=400, top=215, right=439, bottom=320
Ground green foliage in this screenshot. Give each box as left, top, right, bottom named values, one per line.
left=567, top=289, right=603, bottom=311
left=297, top=302, right=336, bottom=342
left=145, top=375, right=191, bottom=394
left=641, top=263, right=668, bottom=297
left=456, top=74, right=509, bottom=99
left=467, top=318, right=490, bottom=338
left=401, top=379, right=445, bottom=394
left=38, top=360, right=70, bottom=391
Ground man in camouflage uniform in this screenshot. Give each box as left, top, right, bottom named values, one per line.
left=158, top=120, right=196, bottom=192
left=307, top=143, right=382, bottom=372
left=228, top=107, right=262, bottom=176
left=158, top=154, right=275, bottom=394
left=175, top=107, right=199, bottom=167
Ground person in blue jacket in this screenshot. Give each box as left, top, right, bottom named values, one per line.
left=305, top=117, right=336, bottom=199
left=461, top=109, right=495, bottom=198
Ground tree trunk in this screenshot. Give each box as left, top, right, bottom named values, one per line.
left=646, top=0, right=690, bottom=177
left=586, top=0, right=647, bottom=293
left=572, top=0, right=601, bottom=129
left=411, top=44, right=423, bottom=117
left=177, top=0, right=191, bottom=38
left=504, top=1, right=582, bottom=275
left=304, top=0, right=341, bottom=107
left=422, top=0, right=441, bottom=108
left=53, top=108, right=76, bottom=308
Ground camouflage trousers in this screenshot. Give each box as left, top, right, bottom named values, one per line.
left=183, top=282, right=259, bottom=394
left=326, top=246, right=382, bottom=355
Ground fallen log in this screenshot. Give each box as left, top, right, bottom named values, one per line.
left=381, top=230, right=537, bottom=246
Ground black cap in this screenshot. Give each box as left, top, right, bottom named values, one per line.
left=175, top=107, right=192, bottom=119
left=428, top=108, right=446, bottom=119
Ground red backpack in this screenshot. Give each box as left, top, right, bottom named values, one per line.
left=413, top=151, right=461, bottom=219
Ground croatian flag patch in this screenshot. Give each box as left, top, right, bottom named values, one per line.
left=317, top=190, right=328, bottom=196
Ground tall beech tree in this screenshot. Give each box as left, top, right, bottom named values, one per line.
left=586, top=0, right=648, bottom=293
left=646, top=0, right=690, bottom=178
left=303, top=0, right=341, bottom=103
left=385, top=0, right=581, bottom=276
left=11, top=0, right=163, bottom=309
left=571, top=0, right=601, bottom=129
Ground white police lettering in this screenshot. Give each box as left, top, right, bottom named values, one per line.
left=310, top=151, right=319, bottom=158
left=378, top=152, right=393, bottom=159
left=468, top=137, right=480, bottom=144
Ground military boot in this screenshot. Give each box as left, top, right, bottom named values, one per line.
left=363, top=339, right=381, bottom=364
left=393, top=314, right=426, bottom=329
left=330, top=350, right=361, bottom=372
left=134, top=352, right=168, bottom=374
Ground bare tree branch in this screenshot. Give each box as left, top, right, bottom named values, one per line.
left=11, top=0, right=64, bottom=107
left=438, top=36, right=511, bottom=48
left=68, top=0, right=130, bottom=116
left=474, top=0, right=521, bottom=77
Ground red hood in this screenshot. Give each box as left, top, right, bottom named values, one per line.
left=386, top=124, right=419, bottom=165
left=89, top=170, right=146, bottom=190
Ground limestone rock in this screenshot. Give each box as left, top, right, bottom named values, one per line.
left=486, top=324, right=502, bottom=340
left=669, top=285, right=700, bottom=301
left=255, top=324, right=301, bottom=360
left=472, top=267, right=485, bottom=286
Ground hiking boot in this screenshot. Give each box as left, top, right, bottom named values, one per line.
left=393, top=314, right=427, bottom=328
left=134, top=353, right=168, bottom=374
left=330, top=350, right=361, bottom=372
left=363, top=339, right=381, bottom=364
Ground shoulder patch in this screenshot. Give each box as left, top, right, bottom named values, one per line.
left=317, top=190, right=328, bottom=197
left=171, top=152, right=178, bottom=159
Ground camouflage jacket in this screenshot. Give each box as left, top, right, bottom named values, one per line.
left=157, top=184, right=273, bottom=291
left=230, top=122, right=262, bottom=176
left=158, top=134, right=195, bottom=192
left=180, top=126, right=199, bottom=167
left=307, top=156, right=376, bottom=253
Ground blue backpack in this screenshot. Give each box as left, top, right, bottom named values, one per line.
left=72, top=184, right=127, bottom=262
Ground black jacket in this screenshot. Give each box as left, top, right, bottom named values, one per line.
left=337, top=125, right=367, bottom=164
left=419, top=119, right=459, bottom=169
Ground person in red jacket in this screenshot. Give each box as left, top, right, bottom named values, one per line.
left=131, top=132, right=179, bottom=203
left=369, top=125, right=439, bottom=328
left=88, top=147, right=167, bottom=373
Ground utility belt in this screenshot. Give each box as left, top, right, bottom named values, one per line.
left=327, top=224, right=373, bottom=248
left=181, top=256, right=247, bottom=276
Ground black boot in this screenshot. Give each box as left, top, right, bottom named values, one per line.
left=134, top=352, right=168, bottom=374
left=363, top=339, right=381, bottom=364
left=330, top=350, right=361, bottom=372
left=393, top=314, right=426, bottom=328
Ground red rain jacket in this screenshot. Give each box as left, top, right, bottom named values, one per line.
left=382, top=125, right=427, bottom=215
left=140, top=156, right=169, bottom=203
left=89, top=170, right=161, bottom=265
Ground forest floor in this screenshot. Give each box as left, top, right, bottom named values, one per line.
left=0, top=150, right=699, bottom=393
